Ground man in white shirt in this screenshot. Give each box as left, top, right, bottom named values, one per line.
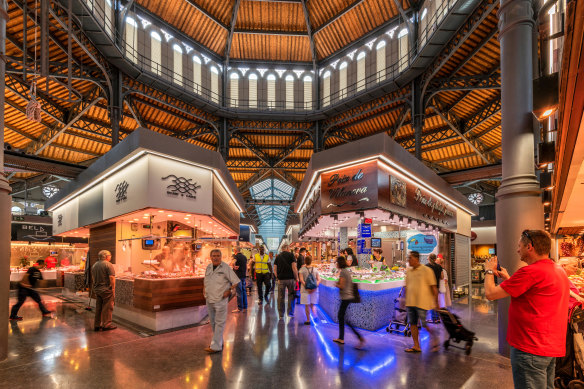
left=203, top=249, right=240, bottom=353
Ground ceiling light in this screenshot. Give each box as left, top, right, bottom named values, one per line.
left=167, top=214, right=173, bottom=217
left=158, top=210, right=164, bottom=213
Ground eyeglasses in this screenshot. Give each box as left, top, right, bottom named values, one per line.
left=522, top=230, right=534, bottom=246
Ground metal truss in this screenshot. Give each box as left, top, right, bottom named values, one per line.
left=461, top=96, right=501, bottom=134
left=26, top=87, right=106, bottom=155
left=227, top=159, right=308, bottom=170
left=228, top=121, right=314, bottom=133
left=245, top=199, right=295, bottom=207
left=421, top=0, right=498, bottom=96
left=426, top=73, right=500, bottom=100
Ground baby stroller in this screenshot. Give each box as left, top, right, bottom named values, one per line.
left=386, top=287, right=411, bottom=336
left=555, top=301, right=584, bottom=389
left=438, top=308, right=478, bottom=355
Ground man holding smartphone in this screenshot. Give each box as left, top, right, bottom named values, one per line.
left=484, top=230, right=570, bottom=389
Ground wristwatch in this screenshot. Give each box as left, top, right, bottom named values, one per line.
left=485, top=269, right=494, bottom=275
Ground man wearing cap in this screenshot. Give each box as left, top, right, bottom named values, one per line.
left=484, top=229, right=570, bottom=389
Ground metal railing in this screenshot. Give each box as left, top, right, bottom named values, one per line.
left=78, top=0, right=458, bottom=112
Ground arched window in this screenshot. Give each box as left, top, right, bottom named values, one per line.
left=398, top=28, right=408, bottom=72
left=303, top=75, right=312, bottom=110
left=248, top=73, right=258, bottom=109
left=376, top=40, right=386, bottom=82
left=322, top=70, right=331, bottom=107
left=193, top=55, right=202, bottom=94
left=104, top=0, right=114, bottom=37
left=150, top=31, right=162, bottom=75
left=125, top=17, right=138, bottom=63
left=229, top=73, right=239, bottom=107
left=356, top=52, right=366, bottom=91
left=267, top=74, right=276, bottom=109
left=210, top=66, right=219, bottom=104
left=285, top=75, right=294, bottom=110
left=339, top=62, right=348, bottom=100
left=172, top=44, right=183, bottom=85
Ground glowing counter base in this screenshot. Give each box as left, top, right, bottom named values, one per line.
left=318, top=279, right=404, bottom=331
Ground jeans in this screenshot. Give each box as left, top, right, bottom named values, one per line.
left=256, top=273, right=270, bottom=302
left=236, top=278, right=247, bottom=310
left=338, top=300, right=362, bottom=341
left=207, top=299, right=228, bottom=351
left=10, top=286, right=50, bottom=317
left=510, top=346, right=556, bottom=389
left=94, top=290, right=115, bottom=328
left=277, top=279, right=296, bottom=317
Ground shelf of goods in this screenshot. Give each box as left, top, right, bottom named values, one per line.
left=315, top=265, right=405, bottom=331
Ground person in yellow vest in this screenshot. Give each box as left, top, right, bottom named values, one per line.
left=255, top=247, right=273, bottom=305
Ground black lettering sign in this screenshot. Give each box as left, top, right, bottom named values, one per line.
left=162, top=175, right=202, bottom=199
left=115, top=181, right=129, bottom=204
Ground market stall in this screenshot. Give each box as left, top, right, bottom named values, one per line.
left=294, top=133, right=478, bottom=330
left=315, top=264, right=405, bottom=330
left=46, top=128, right=245, bottom=331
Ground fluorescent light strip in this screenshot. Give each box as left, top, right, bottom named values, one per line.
left=297, top=155, right=476, bottom=216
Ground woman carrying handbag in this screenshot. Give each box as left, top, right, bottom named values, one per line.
left=333, top=256, right=365, bottom=349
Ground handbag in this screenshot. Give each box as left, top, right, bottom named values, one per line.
left=351, top=282, right=361, bottom=304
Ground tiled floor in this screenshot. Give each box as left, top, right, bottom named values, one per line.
left=0, top=286, right=513, bottom=388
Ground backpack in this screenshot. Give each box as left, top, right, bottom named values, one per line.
left=305, top=267, right=317, bottom=290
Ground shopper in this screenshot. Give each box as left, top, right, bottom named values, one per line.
left=426, top=253, right=443, bottom=322
left=274, top=244, right=298, bottom=319
left=203, top=249, right=239, bottom=353
left=254, top=247, right=272, bottom=305
left=269, top=251, right=276, bottom=293
left=232, top=247, right=248, bottom=313
left=404, top=251, right=439, bottom=353
left=91, top=250, right=117, bottom=331
left=343, top=248, right=358, bottom=267
left=436, top=255, right=452, bottom=308
left=297, top=247, right=306, bottom=270
left=299, top=256, right=320, bottom=325
left=484, top=230, right=570, bottom=389
left=333, top=256, right=365, bottom=348
left=9, top=260, right=52, bottom=321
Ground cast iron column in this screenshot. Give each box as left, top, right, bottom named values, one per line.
left=496, top=0, right=543, bottom=356
left=0, top=0, right=13, bottom=361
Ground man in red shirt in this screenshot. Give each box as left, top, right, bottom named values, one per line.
left=484, top=229, right=570, bottom=389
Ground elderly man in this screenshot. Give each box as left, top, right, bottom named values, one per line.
left=204, top=249, right=240, bottom=353
left=92, top=250, right=117, bottom=331
left=485, top=230, right=570, bottom=389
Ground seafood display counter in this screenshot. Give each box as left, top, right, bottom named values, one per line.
left=316, top=265, right=405, bottom=331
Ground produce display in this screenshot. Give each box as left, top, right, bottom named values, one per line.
left=315, top=264, right=405, bottom=283
left=569, top=274, right=584, bottom=295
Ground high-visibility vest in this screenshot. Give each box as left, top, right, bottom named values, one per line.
left=255, top=254, right=270, bottom=274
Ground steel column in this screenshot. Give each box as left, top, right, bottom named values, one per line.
left=495, top=0, right=543, bottom=357
left=111, top=68, right=122, bottom=145
left=412, top=78, right=424, bottom=160
left=0, top=0, right=13, bottom=362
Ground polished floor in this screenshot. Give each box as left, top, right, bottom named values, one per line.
left=0, top=286, right=513, bottom=389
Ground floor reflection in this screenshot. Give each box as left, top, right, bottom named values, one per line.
left=0, top=285, right=513, bottom=388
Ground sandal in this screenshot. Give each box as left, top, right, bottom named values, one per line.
left=333, top=338, right=345, bottom=344
left=304, top=321, right=311, bottom=325
left=404, top=347, right=421, bottom=353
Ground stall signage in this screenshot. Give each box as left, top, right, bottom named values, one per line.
left=357, top=223, right=372, bottom=238
left=320, top=161, right=378, bottom=214
left=406, top=233, right=437, bottom=254
left=115, top=181, right=129, bottom=203
left=161, top=175, right=202, bottom=199
left=357, top=238, right=371, bottom=255
left=12, top=223, right=53, bottom=241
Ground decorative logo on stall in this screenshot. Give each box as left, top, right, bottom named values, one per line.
left=162, top=175, right=201, bottom=199
left=407, top=234, right=437, bottom=254
left=57, top=215, right=63, bottom=227
left=326, top=168, right=370, bottom=208
left=114, top=181, right=129, bottom=204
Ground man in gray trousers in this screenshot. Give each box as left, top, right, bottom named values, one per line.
left=203, top=249, right=239, bottom=353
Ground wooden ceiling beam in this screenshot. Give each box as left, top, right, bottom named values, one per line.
left=313, top=0, right=365, bottom=35
left=233, top=29, right=307, bottom=36
left=301, top=0, right=317, bottom=70
left=184, top=0, right=229, bottom=30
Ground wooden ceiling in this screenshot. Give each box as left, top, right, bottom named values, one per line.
left=4, top=0, right=502, bottom=209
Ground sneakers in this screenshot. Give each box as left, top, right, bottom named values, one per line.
left=9, top=316, right=23, bottom=321
left=42, top=311, right=53, bottom=317
left=204, top=347, right=221, bottom=354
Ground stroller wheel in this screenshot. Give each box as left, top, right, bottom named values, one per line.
left=443, top=340, right=449, bottom=350
left=386, top=327, right=390, bottom=333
